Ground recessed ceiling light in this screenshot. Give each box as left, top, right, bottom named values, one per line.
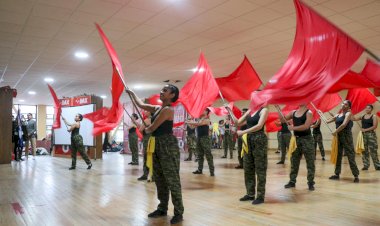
left=44, top=77, right=54, bottom=83
left=28, top=91, right=36, bottom=95
left=100, top=95, right=107, bottom=99
left=74, top=51, right=89, bottom=59
left=133, top=84, right=143, bottom=90
left=19, top=99, right=25, bottom=102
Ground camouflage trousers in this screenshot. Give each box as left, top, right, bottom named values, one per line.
left=237, top=136, right=243, bottom=167
left=289, top=135, right=315, bottom=185
left=197, top=136, right=215, bottom=174
left=224, top=131, right=234, bottom=158
left=244, top=131, right=268, bottom=200
left=277, top=131, right=282, bottom=150
left=70, top=134, right=91, bottom=167
left=280, top=132, right=291, bottom=162
left=187, top=134, right=197, bottom=160
left=153, top=134, right=184, bottom=216
left=335, top=131, right=359, bottom=177
left=142, top=134, right=151, bottom=177
left=362, top=131, right=380, bottom=169
left=313, top=133, right=325, bottom=157
left=129, top=132, right=139, bottom=164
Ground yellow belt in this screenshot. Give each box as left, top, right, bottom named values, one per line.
left=146, top=136, right=155, bottom=178
left=240, top=134, right=248, bottom=158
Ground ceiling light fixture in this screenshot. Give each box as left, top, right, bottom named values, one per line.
left=19, top=99, right=25, bottom=102
left=28, top=91, right=36, bottom=95
left=191, top=67, right=204, bottom=73
left=100, top=95, right=107, bottom=99
left=74, top=51, right=89, bottom=59
left=44, top=77, right=54, bottom=83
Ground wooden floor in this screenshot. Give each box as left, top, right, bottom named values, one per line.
left=1, top=149, right=380, bottom=226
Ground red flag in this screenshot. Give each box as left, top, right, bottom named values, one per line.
left=250, top=0, right=363, bottom=111
left=147, top=94, right=162, bottom=105
left=327, top=70, right=376, bottom=93
left=362, top=60, right=380, bottom=95
left=47, top=84, right=61, bottom=129
left=136, top=128, right=143, bottom=140
left=265, top=112, right=281, bottom=133
left=310, top=93, right=342, bottom=119
left=346, top=88, right=377, bottom=115
left=84, top=24, right=124, bottom=135
left=207, top=102, right=242, bottom=119
left=179, top=53, right=219, bottom=118
left=216, top=56, right=262, bottom=101
left=377, top=111, right=380, bottom=118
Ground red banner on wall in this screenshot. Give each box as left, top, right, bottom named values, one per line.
left=59, top=96, right=92, bottom=107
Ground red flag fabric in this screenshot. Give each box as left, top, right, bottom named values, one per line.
left=207, top=102, right=242, bottom=119
left=147, top=94, right=162, bottom=105
left=346, top=88, right=377, bottom=115
left=265, top=112, right=281, bottom=133
left=377, top=111, right=380, bottom=118
left=47, top=84, right=62, bottom=129
left=215, top=56, right=262, bottom=101
left=179, top=53, right=219, bottom=118
left=249, top=0, right=363, bottom=112
left=362, top=60, right=380, bottom=89
left=327, top=70, right=375, bottom=93
left=84, top=24, right=124, bottom=135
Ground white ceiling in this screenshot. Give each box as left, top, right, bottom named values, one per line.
left=1, top=0, right=379, bottom=106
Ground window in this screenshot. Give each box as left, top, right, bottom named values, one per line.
left=12, top=104, right=37, bottom=121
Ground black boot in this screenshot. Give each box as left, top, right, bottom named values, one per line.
left=170, top=215, right=183, bottom=224
left=284, top=182, right=295, bottom=188
left=192, top=170, right=202, bottom=174
left=147, top=209, right=167, bottom=218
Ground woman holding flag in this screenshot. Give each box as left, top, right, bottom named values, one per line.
left=327, top=100, right=360, bottom=182
left=351, top=104, right=380, bottom=171
left=125, top=84, right=184, bottom=225
left=227, top=104, right=268, bottom=205
left=283, top=104, right=315, bottom=191
left=127, top=113, right=139, bottom=165
left=63, top=114, right=92, bottom=170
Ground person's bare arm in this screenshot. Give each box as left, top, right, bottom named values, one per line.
left=333, top=112, right=352, bottom=135
left=125, top=89, right=159, bottom=113
left=290, top=111, right=313, bottom=131
left=186, top=118, right=210, bottom=127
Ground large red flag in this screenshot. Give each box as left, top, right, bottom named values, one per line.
left=47, top=84, right=61, bottom=129
left=362, top=60, right=380, bottom=95
left=179, top=53, right=219, bottom=118
left=84, top=24, right=124, bottom=135
left=250, top=0, right=363, bottom=112
left=215, top=56, right=262, bottom=101
left=346, top=88, right=377, bottom=115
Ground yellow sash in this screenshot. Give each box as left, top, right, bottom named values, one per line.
left=288, top=135, right=297, bottom=162
left=146, top=136, right=155, bottom=178
left=330, top=135, right=338, bottom=164
left=355, top=131, right=365, bottom=154
left=240, top=134, right=248, bottom=158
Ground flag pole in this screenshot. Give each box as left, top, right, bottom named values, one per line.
left=309, top=102, right=333, bottom=132
left=123, top=106, right=141, bottom=128
left=365, top=49, right=380, bottom=62
left=114, top=68, right=147, bottom=127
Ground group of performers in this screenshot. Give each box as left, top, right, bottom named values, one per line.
left=63, top=83, right=379, bottom=225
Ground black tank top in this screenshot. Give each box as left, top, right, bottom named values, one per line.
left=197, top=124, right=209, bottom=137
left=312, top=121, right=321, bottom=134
left=335, top=113, right=353, bottom=131
left=240, top=124, right=248, bottom=130
left=246, top=108, right=264, bottom=132
left=151, top=108, right=173, bottom=136
left=187, top=126, right=195, bottom=135
left=225, top=123, right=230, bottom=129
left=293, top=110, right=311, bottom=137
left=281, top=122, right=290, bottom=134
left=71, top=127, right=80, bottom=138
left=129, top=127, right=136, bottom=133
left=362, top=115, right=374, bottom=129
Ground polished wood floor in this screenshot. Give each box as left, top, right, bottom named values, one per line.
left=1, top=149, right=380, bottom=226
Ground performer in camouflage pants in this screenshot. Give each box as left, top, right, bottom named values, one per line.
left=328, top=100, right=359, bottom=183
left=126, top=84, right=184, bottom=224
left=284, top=105, right=315, bottom=191
left=63, top=114, right=92, bottom=170
left=352, top=105, right=380, bottom=170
